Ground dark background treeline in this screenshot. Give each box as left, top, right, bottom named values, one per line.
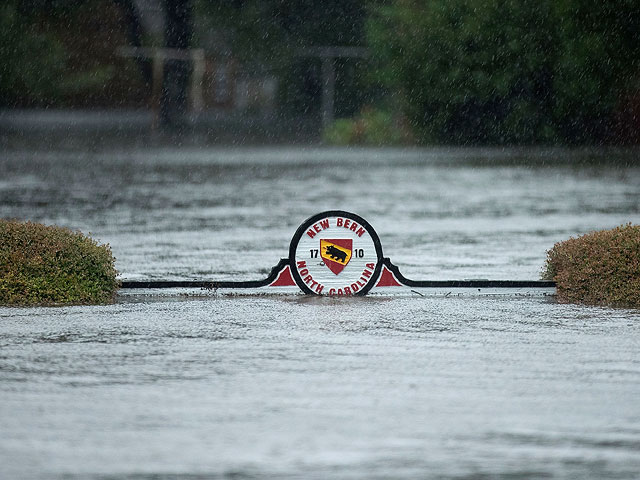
left=1, top=0, right=639, bottom=144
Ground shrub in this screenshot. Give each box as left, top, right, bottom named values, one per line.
left=542, top=224, right=640, bottom=307
left=0, top=220, right=119, bottom=306
left=367, top=0, right=640, bottom=144
left=323, top=107, right=414, bottom=146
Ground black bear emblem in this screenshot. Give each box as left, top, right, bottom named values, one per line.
left=325, top=245, right=347, bottom=263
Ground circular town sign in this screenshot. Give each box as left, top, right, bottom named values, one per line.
left=120, top=210, right=557, bottom=297
left=289, top=211, right=384, bottom=296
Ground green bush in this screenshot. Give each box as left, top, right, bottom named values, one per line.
left=542, top=224, right=640, bottom=307
left=323, top=107, right=414, bottom=145
left=0, top=220, right=119, bottom=306
left=367, top=0, right=640, bottom=144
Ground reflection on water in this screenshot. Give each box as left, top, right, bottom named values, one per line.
left=1, top=147, right=640, bottom=479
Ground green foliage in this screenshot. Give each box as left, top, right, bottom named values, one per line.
left=0, top=220, right=119, bottom=306
left=367, top=0, right=640, bottom=144
left=543, top=224, right=640, bottom=308
left=0, top=3, right=67, bottom=105
left=552, top=0, right=640, bottom=142
left=324, top=107, right=413, bottom=145
left=0, top=0, right=126, bottom=107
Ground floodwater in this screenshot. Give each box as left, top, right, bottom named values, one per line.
left=1, top=146, right=640, bottom=479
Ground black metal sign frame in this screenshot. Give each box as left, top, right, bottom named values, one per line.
left=120, top=211, right=556, bottom=295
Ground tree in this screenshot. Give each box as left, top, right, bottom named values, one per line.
left=552, top=0, right=640, bottom=142
left=0, top=0, right=149, bottom=108
left=161, top=0, right=194, bottom=128
left=367, top=0, right=640, bottom=144
left=0, top=2, right=66, bottom=106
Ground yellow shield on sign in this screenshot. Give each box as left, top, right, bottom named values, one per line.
left=320, top=239, right=352, bottom=275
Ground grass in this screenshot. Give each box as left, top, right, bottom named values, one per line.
left=0, top=219, right=119, bottom=306
left=542, top=224, right=640, bottom=308
left=323, top=107, right=414, bottom=146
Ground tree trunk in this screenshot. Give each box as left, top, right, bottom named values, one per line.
left=160, top=0, right=193, bottom=129
left=113, top=0, right=152, bottom=86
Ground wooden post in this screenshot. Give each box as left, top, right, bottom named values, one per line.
left=297, top=47, right=369, bottom=131
left=190, top=48, right=205, bottom=114
left=117, top=46, right=205, bottom=129
left=161, top=0, right=193, bottom=128
left=321, top=57, right=335, bottom=130
left=151, top=49, right=165, bottom=130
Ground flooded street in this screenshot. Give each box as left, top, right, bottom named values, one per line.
left=1, top=146, right=640, bottom=478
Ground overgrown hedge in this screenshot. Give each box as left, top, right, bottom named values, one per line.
left=543, top=224, right=640, bottom=307
left=0, top=220, right=119, bottom=306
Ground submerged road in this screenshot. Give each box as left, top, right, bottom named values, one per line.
left=1, top=146, right=640, bottom=478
